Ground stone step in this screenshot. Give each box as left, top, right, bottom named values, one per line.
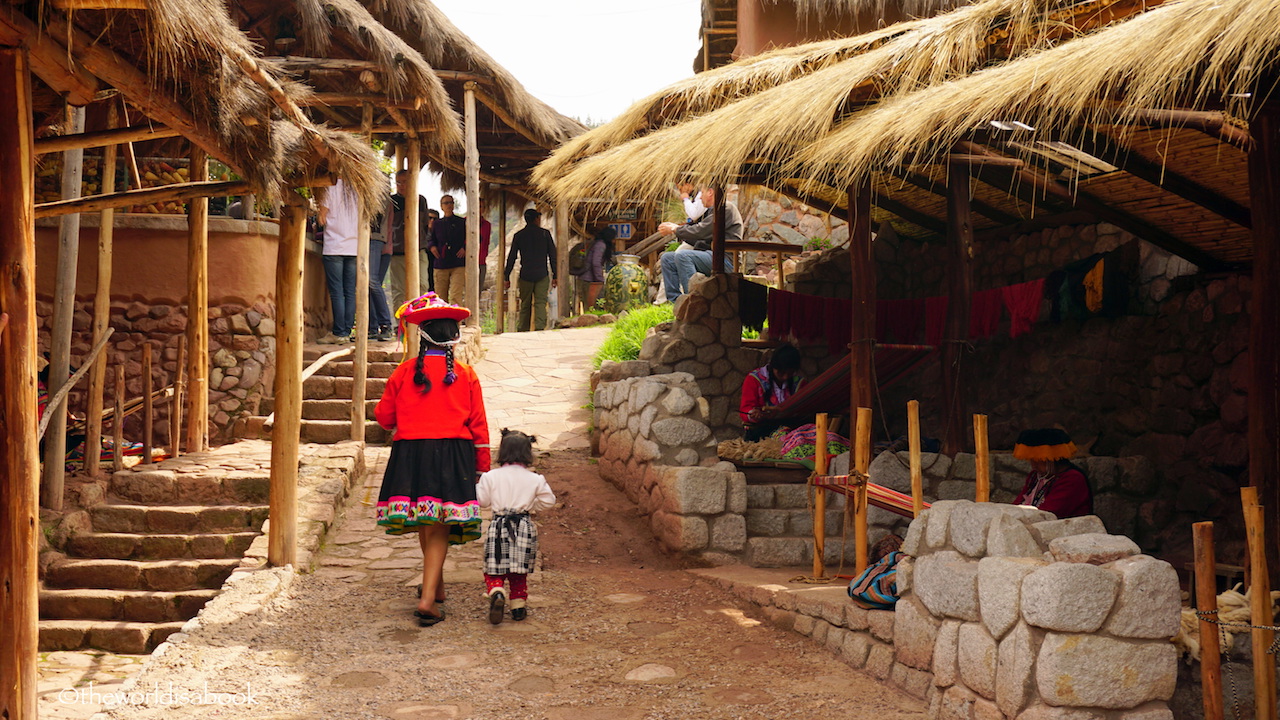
left=44, top=558, right=241, bottom=591
left=39, top=619, right=185, bottom=654
left=302, top=399, right=378, bottom=421
left=300, top=419, right=390, bottom=445
left=110, top=468, right=269, bottom=505
left=323, top=361, right=399, bottom=379
left=66, top=531, right=259, bottom=560
left=743, top=536, right=860, bottom=569
left=40, top=588, right=218, bottom=623
left=745, top=508, right=849, bottom=538
left=304, top=374, right=388, bottom=401
left=89, top=503, right=268, bottom=534
left=304, top=347, right=402, bottom=364
left=746, top=483, right=847, bottom=510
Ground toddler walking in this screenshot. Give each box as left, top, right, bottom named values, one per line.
left=476, top=429, right=555, bottom=624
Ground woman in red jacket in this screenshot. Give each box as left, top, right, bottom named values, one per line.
left=375, top=292, right=490, bottom=627
left=1012, top=428, right=1092, bottom=519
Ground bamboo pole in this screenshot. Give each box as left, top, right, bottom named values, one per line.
left=85, top=103, right=118, bottom=477
left=555, top=200, right=569, bottom=323
left=812, top=413, right=830, bottom=578
left=185, top=145, right=209, bottom=453
left=37, top=179, right=250, bottom=219
left=1192, top=522, right=1225, bottom=720
left=0, top=47, right=39, bottom=720
left=1241, top=488, right=1277, bottom=720
left=35, top=124, right=179, bottom=155
left=464, top=82, right=481, bottom=327
left=112, top=365, right=124, bottom=472
left=855, top=406, right=872, bottom=574
left=269, top=201, right=306, bottom=567
left=496, top=190, right=507, bottom=333
left=39, top=329, right=112, bottom=441
left=42, top=103, right=86, bottom=510
left=405, top=140, right=421, bottom=358
left=351, top=141, right=371, bottom=441
left=141, top=342, right=153, bottom=463
left=169, top=336, right=185, bottom=458
left=908, top=400, right=923, bottom=517
left=974, top=413, right=991, bottom=502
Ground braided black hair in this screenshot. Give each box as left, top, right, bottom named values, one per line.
left=413, top=319, right=460, bottom=392
left=412, top=336, right=432, bottom=392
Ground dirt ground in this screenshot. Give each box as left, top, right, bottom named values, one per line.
left=102, top=446, right=926, bottom=720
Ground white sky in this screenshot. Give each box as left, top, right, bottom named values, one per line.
left=420, top=0, right=705, bottom=214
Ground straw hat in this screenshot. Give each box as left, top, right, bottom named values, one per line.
left=1013, top=428, right=1077, bottom=462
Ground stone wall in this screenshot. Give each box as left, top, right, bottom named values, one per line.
left=901, top=500, right=1180, bottom=720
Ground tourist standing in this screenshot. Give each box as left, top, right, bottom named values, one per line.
left=476, top=429, right=555, bottom=624
left=369, top=207, right=394, bottom=342
left=374, top=292, right=490, bottom=626
left=428, top=195, right=467, bottom=305
left=657, top=186, right=740, bottom=303
left=384, top=170, right=432, bottom=313
left=504, top=208, right=558, bottom=331
left=581, top=226, right=615, bottom=310
left=318, top=178, right=360, bottom=344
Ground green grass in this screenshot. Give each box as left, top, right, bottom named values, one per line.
left=592, top=304, right=674, bottom=369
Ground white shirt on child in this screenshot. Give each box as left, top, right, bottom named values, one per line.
left=476, top=464, right=556, bottom=513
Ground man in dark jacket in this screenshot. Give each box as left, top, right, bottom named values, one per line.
left=504, top=208, right=558, bottom=331
left=427, top=194, right=468, bottom=304
left=656, top=186, right=740, bottom=303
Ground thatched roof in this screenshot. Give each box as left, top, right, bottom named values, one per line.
left=723, top=0, right=976, bottom=19
left=536, top=0, right=1158, bottom=202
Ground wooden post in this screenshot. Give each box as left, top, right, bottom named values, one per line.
left=464, top=82, right=481, bottom=327
left=1246, top=102, right=1280, bottom=583
left=854, top=406, right=872, bottom=574
left=974, top=413, right=990, bottom=502
left=496, top=190, right=507, bottom=333
left=269, top=201, right=306, bottom=567
left=42, top=103, right=86, bottom=509
left=405, top=139, right=421, bottom=357
left=555, top=200, right=569, bottom=323
left=943, top=156, right=974, bottom=456
left=85, top=103, right=118, bottom=477
left=1241, top=488, right=1277, bottom=720
left=712, top=185, right=726, bottom=275
left=813, top=412, right=829, bottom=578
left=0, top=46, right=39, bottom=720
left=141, top=341, right=153, bottom=463
left=185, top=145, right=209, bottom=453
left=848, top=183, right=874, bottom=414
left=351, top=173, right=371, bottom=441
left=908, top=400, right=923, bottom=517
left=1192, top=522, right=1225, bottom=720
left=169, top=336, right=185, bottom=458
left=112, top=365, right=124, bottom=472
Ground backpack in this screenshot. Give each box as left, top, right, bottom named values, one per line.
left=567, top=240, right=589, bottom=276
left=847, top=551, right=903, bottom=609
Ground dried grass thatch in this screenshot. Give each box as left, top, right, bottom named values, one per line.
left=537, top=0, right=1155, bottom=202
left=748, top=0, right=977, bottom=19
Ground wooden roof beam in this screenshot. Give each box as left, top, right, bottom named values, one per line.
left=889, top=169, right=1021, bottom=225
left=36, top=179, right=251, bottom=218
left=35, top=123, right=179, bottom=154
left=471, top=82, right=551, bottom=150
left=0, top=8, right=99, bottom=105
left=301, top=92, right=424, bottom=109
left=429, top=151, right=521, bottom=186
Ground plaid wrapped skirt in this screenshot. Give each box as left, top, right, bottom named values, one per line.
left=483, top=512, right=538, bottom=575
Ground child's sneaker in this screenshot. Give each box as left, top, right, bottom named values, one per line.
left=487, top=587, right=506, bottom=625
left=510, top=598, right=527, bottom=622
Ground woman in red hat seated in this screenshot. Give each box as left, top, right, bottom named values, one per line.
left=374, top=292, right=490, bottom=627
left=1012, top=428, right=1092, bottom=519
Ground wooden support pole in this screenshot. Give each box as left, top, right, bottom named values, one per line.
left=974, top=414, right=991, bottom=502
left=848, top=183, right=875, bottom=414
left=170, top=337, right=185, bottom=458
left=141, top=342, right=153, bottom=463
left=555, top=201, right=569, bottom=323
left=942, top=156, right=974, bottom=456
left=351, top=124, right=372, bottom=442
left=36, top=179, right=251, bottom=219
left=855, top=406, right=872, bottom=574
left=185, top=145, right=210, bottom=453
left=35, top=124, right=179, bottom=155
left=85, top=103, right=119, bottom=477
left=0, top=46, right=39, bottom=720
left=712, top=185, right=726, bottom=275
left=813, top=412, right=829, bottom=578
left=405, top=139, right=421, bottom=358
left=908, top=400, right=923, bottom=517
left=496, top=190, right=507, bottom=333
left=42, top=103, right=86, bottom=510
left=464, top=82, right=481, bottom=327
left=1192, top=522, right=1225, bottom=720
left=269, top=202, right=306, bottom=567
left=112, top=365, right=124, bottom=472
left=1242, top=488, right=1277, bottom=720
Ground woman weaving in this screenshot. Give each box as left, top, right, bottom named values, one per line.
left=739, top=344, right=804, bottom=441
left=1012, top=428, right=1092, bottom=519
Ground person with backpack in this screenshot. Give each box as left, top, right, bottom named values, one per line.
left=578, top=226, right=616, bottom=311
left=504, top=208, right=558, bottom=331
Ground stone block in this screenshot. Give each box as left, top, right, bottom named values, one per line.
left=1021, top=563, right=1119, bottom=632
left=88, top=625, right=149, bottom=654
left=1115, top=702, right=1173, bottom=720
left=898, top=557, right=913, bottom=593
left=764, top=607, right=796, bottom=631
left=934, top=620, right=960, bottom=687
left=598, top=360, right=651, bottom=383
left=1048, top=533, right=1140, bottom=565
left=915, top=550, right=979, bottom=621
left=1016, top=703, right=1106, bottom=720
left=745, top=484, right=773, bottom=509
left=1103, top=555, right=1181, bottom=639
left=112, top=470, right=177, bottom=504
left=638, top=406, right=658, bottom=438
left=867, top=642, right=894, bottom=680
left=650, top=511, right=708, bottom=552
left=996, top=621, right=1039, bottom=718
left=950, top=503, right=1009, bottom=557
left=973, top=698, right=1002, bottom=720
left=726, top=474, right=747, bottom=513
left=651, top=417, right=711, bottom=446
left=903, top=511, right=927, bottom=556
left=987, top=514, right=1044, bottom=559
left=1036, top=633, right=1177, bottom=708
left=841, top=632, right=872, bottom=667
left=773, top=484, right=810, bottom=509
left=869, top=609, right=895, bottom=642
left=901, top=666, right=933, bottom=700
left=709, top=514, right=746, bottom=552
left=844, top=603, right=869, bottom=631
left=940, top=686, right=977, bottom=720
left=978, top=557, right=1044, bottom=639
left=926, top=500, right=962, bottom=549
left=826, top=625, right=850, bottom=654
left=958, top=622, right=998, bottom=699
left=745, top=509, right=788, bottom=536
left=793, top=613, right=816, bottom=636
left=894, top=596, right=939, bottom=670
left=1028, top=516, right=1107, bottom=545
left=811, top=619, right=831, bottom=645
left=656, top=467, right=727, bottom=514
left=746, top=537, right=808, bottom=567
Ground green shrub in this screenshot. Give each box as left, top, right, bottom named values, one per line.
left=804, top=236, right=832, bottom=252
left=593, top=304, right=674, bottom=368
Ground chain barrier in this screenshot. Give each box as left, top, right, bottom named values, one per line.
left=1194, top=608, right=1280, bottom=720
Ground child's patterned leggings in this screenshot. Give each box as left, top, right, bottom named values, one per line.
left=484, top=573, right=528, bottom=600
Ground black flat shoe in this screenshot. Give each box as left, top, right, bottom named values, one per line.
left=414, top=608, right=445, bottom=627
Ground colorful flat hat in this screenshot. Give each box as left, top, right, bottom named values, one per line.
left=1013, top=428, right=1077, bottom=462
left=396, top=292, right=469, bottom=326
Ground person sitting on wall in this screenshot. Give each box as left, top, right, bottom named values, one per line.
left=655, top=185, right=739, bottom=304
left=739, top=343, right=804, bottom=441
left=1012, top=427, right=1093, bottom=519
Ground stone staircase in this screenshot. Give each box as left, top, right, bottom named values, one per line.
left=39, top=468, right=270, bottom=653
left=743, top=480, right=861, bottom=568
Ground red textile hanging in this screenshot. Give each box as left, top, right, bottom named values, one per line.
left=877, top=298, right=925, bottom=345
left=1000, top=278, right=1047, bottom=338
left=925, top=296, right=949, bottom=347
left=969, top=288, right=1003, bottom=340
left=767, top=289, right=792, bottom=340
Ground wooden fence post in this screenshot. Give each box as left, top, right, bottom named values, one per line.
left=85, top=103, right=119, bottom=477
left=908, top=400, right=923, bottom=517
left=974, top=413, right=990, bottom=502
left=268, top=201, right=306, bottom=567
left=812, top=412, right=829, bottom=578
left=855, top=406, right=872, bottom=574
left=1192, top=522, right=1224, bottom=720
